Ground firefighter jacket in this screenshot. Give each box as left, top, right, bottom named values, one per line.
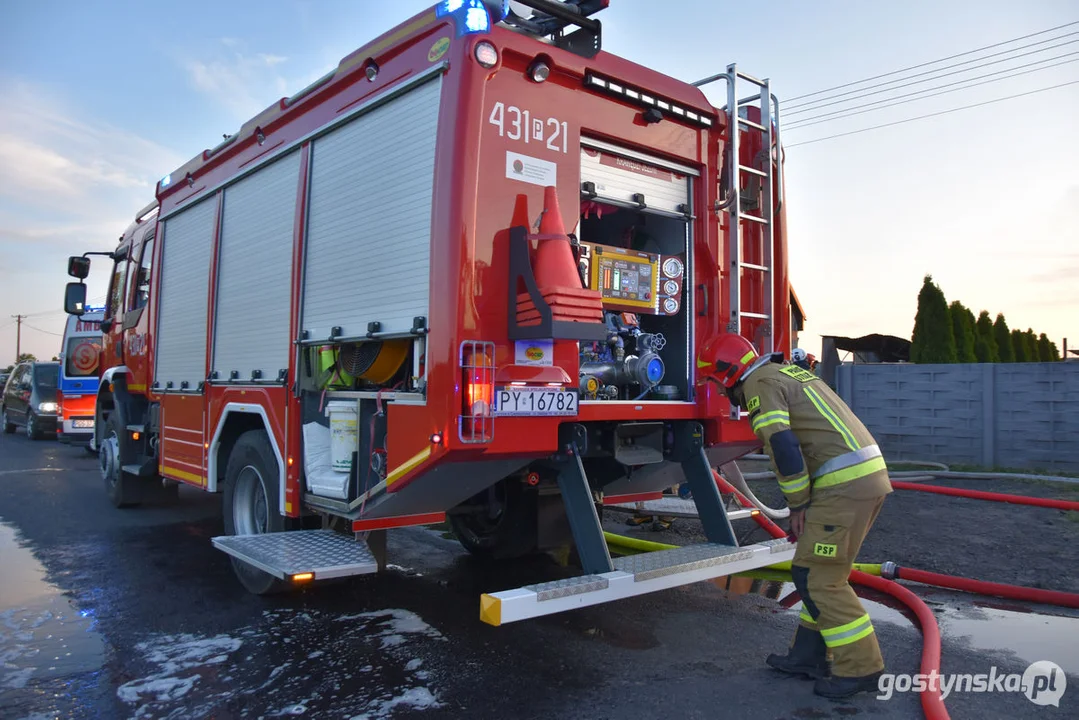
left=740, top=359, right=892, bottom=510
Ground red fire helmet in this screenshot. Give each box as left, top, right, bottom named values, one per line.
left=697, top=333, right=759, bottom=389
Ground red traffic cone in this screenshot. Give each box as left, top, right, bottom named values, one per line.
left=533, top=186, right=583, bottom=292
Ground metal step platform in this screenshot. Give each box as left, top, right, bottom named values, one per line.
left=608, top=496, right=757, bottom=520
left=480, top=537, right=796, bottom=625
left=212, top=530, right=378, bottom=582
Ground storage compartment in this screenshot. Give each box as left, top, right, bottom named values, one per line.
left=576, top=208, right=691, bottom=402
left=301, top=393, right=389, bottom=502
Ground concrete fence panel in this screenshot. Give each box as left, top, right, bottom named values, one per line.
left=834, top=362, right=1079, bottom=473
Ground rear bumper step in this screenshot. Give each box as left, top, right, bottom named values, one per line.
left=480, top=538, right=795, bottom=626
left=212, top=530, right=378, bottom=581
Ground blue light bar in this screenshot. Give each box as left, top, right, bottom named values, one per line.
left=464, top=4, right=490, bottom=33
left=437, top=0, right=466, bottom=15
left=438, top=0, right=491, bottom=36
left=160, top=173, right=172, bottom=188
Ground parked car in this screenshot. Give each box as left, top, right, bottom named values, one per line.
left=0, top=372, right=10, bottom=391
left=1, top=361, right=60, bottom=440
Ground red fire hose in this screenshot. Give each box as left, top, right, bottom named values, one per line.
left=881, top=563, right=1079, bottom=609
left=851, top=570, right=949, bottom=720
left=890, top=481, right=1079, bottom=512
left=724, top=468, right=1079, bottom=718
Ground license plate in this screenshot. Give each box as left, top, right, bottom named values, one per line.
left=494, top=387, right=578, bottom=416
left=73, top=419, right=94, bottom=429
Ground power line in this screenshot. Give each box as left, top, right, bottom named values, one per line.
left=784, top=80, right=1079, bottom=148
left=786, top=35, right=1079, bottom=114
left=784, top=54, right=1079, bottom=129
left=21, top=325, right=63, bottom=338
left=21, top=308, right=67, bottom=319
left=786, top=20, right=1079, bottom=103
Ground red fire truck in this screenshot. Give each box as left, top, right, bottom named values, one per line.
left=63, top=0, right=795, bottom=624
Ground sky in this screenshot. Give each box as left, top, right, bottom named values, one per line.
left=1, top=0, right=1076, bottom=364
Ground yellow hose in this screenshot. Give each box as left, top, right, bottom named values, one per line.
left=603, top=531, right=677, bottom=553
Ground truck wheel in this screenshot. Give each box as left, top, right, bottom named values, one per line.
left=101, top=413, right=141, bottom=508
left=222, top=430, right=288, bottom=595
left=449, top=478, right=538, bottom=560
left=2, top=407, right=14, bottom=434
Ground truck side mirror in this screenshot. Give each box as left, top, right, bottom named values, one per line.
left=68, top=256, right=91, bottom=279
left=64, top=282, right=87, bottom=316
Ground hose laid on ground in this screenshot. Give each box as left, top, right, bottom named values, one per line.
left=603, top=531, right=676, bottom=553
left=881, top=563, right=1079, bottom=609
left=851, top=570, right=949, bottom=720
left=892, top=470, right=1079, bottom=485
left=606, top=526, right=950, bottom=720
left=889, top=481, right=1079, bottom=511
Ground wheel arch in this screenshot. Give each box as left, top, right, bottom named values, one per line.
left=94, top=365, right=133, bottom=448
left=209, top=403, right=287, bottom=515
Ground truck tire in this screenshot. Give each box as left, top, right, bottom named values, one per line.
left=101, top=413, right=141, bottom=508
left=449, top=478, right=538, bottom=560
left=2, top=407, right=14, bottom=434
left=222, top=430, right=289, bottom=595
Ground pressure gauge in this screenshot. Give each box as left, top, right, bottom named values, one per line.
left=662, top=257, right=684, bottom=279
left=663, top=298, right=679, bottom=314
left=663, top=280, right=679, bottom=295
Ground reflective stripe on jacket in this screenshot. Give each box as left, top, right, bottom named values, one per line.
left=742, top=362, right=892, bottom=509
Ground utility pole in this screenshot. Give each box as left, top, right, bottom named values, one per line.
left=11, top=314, right=24, bottom=363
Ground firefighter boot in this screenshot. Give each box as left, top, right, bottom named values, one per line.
left=766, top=625, right=830, bottom=679
left=813, top=671, right=884, bottom=699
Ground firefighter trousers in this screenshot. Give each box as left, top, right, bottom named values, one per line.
left=790, top=493, right=887, bottom=678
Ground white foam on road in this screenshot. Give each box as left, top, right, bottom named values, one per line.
left=116, top=633, right=243, bottom=714
left=351, top=686, right=442, bottom=719
left=336, top=608, right=446, bottom=649
left=115, top=608, right=445, bottom=718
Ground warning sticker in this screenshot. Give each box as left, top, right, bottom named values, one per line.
left=506, top=151, right=557, bottom=187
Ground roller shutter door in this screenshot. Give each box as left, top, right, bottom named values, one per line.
left=301, top=76, right=442, bottom=341
left=580, top=145, right=689, bottom=215
left=155, top=198, right=216, bottom=390
left=212, top=151, right=300, bottom=381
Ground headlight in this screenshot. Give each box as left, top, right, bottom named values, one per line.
left=39, top=402, right=58, bottom=413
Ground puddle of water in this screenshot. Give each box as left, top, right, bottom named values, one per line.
left=938, top=605, right=1079, bottom=675
left=0, top=521, right=105, bottom=688
left=715, top=570, right=1079, bottom=675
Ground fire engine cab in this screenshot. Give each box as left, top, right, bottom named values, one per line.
left=63, top=0, right=795, bottom=624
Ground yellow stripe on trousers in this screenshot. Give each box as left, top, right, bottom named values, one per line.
left=820, top=613, right=875, bottom=648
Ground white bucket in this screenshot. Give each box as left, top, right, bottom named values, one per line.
left=325, top=401, right=358, bottom=473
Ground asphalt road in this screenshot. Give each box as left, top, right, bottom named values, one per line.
left=1, top=430, right=1076, bottom=720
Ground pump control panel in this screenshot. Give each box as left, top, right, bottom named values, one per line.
left=580, top=243, right=683, bottom=316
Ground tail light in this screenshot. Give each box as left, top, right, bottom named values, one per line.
left=459, top=341, right=495, bottom=443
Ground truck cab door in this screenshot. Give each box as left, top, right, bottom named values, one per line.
left=101, top=245, right=131, bottom=368
left=121, top=231, right=154, bottom=385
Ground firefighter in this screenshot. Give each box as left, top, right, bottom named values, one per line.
left=698, top=334, right=892, bottom=699
left=791, top=347, right=812, bottom=371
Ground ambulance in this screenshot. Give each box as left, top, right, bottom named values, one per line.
left=57, top=308, right=104, bottom=447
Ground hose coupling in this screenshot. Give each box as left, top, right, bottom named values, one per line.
left=880, top=561, right=899, bottom=580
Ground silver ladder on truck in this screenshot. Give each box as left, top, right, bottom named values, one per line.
left=695, top=65, right=783, bottom=413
